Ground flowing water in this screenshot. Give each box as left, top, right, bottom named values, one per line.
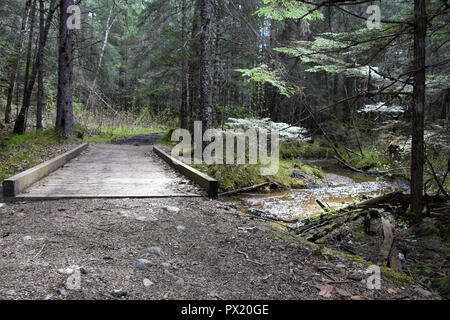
left=224, top=160, right=408, bottom=222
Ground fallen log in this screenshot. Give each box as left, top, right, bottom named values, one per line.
left=267, top=177, right=290, bottom=190
left=333, top=156, right=364, bottom=173
left=296, top=209, right=367, bottom=240
left=248, top=208, right=299, bottom=224
left=305, top=210, right=367, bottom=242
left=316, top=199, right=329, bottom=210
left=219, top=182, right=270, bottom=197
left=357, top=191, right=408, bottom=207
left=333, top=156, right=391, bottom=177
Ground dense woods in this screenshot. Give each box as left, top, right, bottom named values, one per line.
left=0, top=0, right=449, bottom=301
left=1, top=0, right=449, bottom=220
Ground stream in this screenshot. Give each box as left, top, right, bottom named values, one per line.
left=223, top=160, right=409, bottom=222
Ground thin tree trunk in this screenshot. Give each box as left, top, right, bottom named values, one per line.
left=12, top=0, right=36, bottom=133
left=410, top=0, right=427, bottom=223
left=36, top=0, right=45, bottom=129
left=56, top=0, right=74, bottom=138
left=86, top=2, right=116, bottom=110
left=213, top=4, right=223, bottom=106
left=180, top=0, right=189, bottom=129
left=5, top=0, right=32, bottom=124
left=188, top=0, right=200, bottom=125
left=200, top=0, right=212, bottom=136
left=14, top=0, right=56, bottom=134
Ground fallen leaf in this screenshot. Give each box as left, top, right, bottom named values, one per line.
left=351, top=295, right=363, bottom=300
left=316, top=284, right=333, bottom=298
left=387, top=288, right=397, bottom=294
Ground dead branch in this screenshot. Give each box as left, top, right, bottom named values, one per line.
left=219, top=182, right=270, bottom=197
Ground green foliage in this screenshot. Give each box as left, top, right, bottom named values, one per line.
left=236, top=64, right=295, bottom=97
left=213, top=104, right=263, bottom=125
left=255, top=0, right=323, bottom=21
left=436, top=276, right=450, bottom=299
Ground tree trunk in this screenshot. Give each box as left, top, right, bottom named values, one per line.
left=441, top=88, right=449, bottom=121
left=213, top=4, right=223, bottom=106
left=56, top=0, right=74, bottom=139
left=188, top=0, right=201, bottom=125
left=13, top=0, right=36, bottom=134
left=410, top=0, right=427, bottom=223
left=5, top=0, right=32, bottom=124
left=180, top=0, right=189, bottom=129
left=86, top=2, right=115, bottom=110
left=14, top=0, right=56, bottom=134
left=36, top=0, right=45, bottom=129
left=200, top=0, right=212, bottom=134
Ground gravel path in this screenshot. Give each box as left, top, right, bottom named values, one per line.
left=0, top=197, right=437, bottom=300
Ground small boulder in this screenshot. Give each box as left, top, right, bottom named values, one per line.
left=143, top=279, right=154, bottom=287
left=135, top=259, right=152, bottom=270
left=142, top=247, right=165, bottom=257
left=165, top=206, right=180, bottom=214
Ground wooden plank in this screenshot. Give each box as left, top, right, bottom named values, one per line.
left=153, top=146, right=218, bottom=198
left=13, top=194, right=202, bottom=201
left=3, top=143, right=89, bottom=200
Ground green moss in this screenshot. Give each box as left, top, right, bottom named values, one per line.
left=436, top=276, right=450, bottom=299
left=280, top=140, right=332, bottom=160
left=328, top=249, right=370, bottom=265
left=313, top=244, right=325, bottom=255
left=0, top=129, right=74, bottom=183
left=380, top=266, right=412, bottom=286
left=193, top=158, right=322, bottom=192
left=300, top=163, right=324, bottom=179
left=196, top=163, right=267, bottom=191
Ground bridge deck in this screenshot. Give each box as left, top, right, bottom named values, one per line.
left=17, top=144, right=200, bottom=199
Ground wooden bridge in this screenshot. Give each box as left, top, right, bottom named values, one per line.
left=2, top=141, right=218, bottom=201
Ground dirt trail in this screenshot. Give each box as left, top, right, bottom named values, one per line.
left=0, top=196, right=437, bottom=300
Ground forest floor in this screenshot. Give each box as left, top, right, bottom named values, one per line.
left=0, top=130, right=446, bottom=300
left=0, top=196, right=441, bottom=300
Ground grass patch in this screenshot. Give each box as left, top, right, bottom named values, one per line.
left=82, top=125, right=164, bottom=143
left=0, top=129, right=75, bottom=183
left=157, top=128, right=178, bottom=147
